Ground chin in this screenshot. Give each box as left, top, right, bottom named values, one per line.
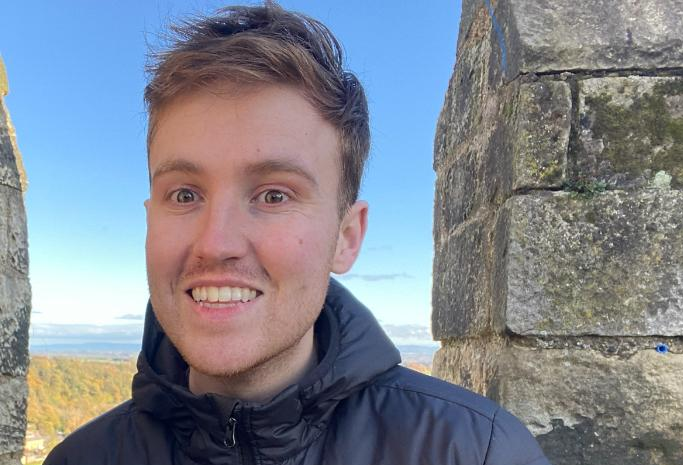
left=176, top=328, right=308, bottom=379
left=175, top=338, right=266, bottom=378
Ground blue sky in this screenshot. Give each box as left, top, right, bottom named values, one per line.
left=0, top=1, right=461, bottom=330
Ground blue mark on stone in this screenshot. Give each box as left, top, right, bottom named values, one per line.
left=485, top=0, right=508, bottom=75
left=656, top=343, right=669, bottom=354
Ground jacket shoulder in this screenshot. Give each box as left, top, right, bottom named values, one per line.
left=43, top=400, right=137, bottom=465
left=370, top=366, right=551, bottom=465
left=375, top=365, right=500, bottom=419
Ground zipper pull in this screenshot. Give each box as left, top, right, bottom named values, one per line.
left=224, top=416, right=237, bottom=448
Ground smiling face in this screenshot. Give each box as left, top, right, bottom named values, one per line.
left=145, top=84, right=367, bottom=380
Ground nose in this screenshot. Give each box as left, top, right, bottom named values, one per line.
left=191, top=198, right=250, bottom=263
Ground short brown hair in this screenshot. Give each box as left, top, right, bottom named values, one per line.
left=145, top=2, right=370, bottom=215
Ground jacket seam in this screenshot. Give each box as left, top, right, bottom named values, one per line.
left=481, top=406, right=498, bottom=465
left=373, top=382, right=497, bottom=422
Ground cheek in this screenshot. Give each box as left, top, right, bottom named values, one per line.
left=255, top=226, right=332, bottom=275
left=145, top=215, right=189, bottom=276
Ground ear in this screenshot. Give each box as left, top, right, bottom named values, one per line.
left=332, top=200, right=368, bottom=274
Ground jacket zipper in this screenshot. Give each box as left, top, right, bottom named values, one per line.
left=224, top=416, right=238, bottom=448
left=223, top=403, right=256, bottom=465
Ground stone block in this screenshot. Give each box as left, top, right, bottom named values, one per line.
left=0, top=377, right=27, bottom=459
left=577, top=76, right=683, bottom=189
left=432, top=212, right=498, bottom=339
left=434, top=105, right=513, bottom=240
left=6, top=188, right=28, bottom=275
left=511, top=80, right=571, bottom=190
left=505, top=190, right=683, bottom=336
left=0, top=272, right=30, bottom=377
left=502, top=0, right=683, bottom=75
left=0, top=185, right=29, bottom=275
left=434, top=79, right=569, bottom=238
left=497, top=345, right=683, bottom=465
left=0, top=102, right=22, bottom=191
left=432, top=336, right=506, bottom=397
left=434, top=2, right=498, bottom=169
left=433, top=148, right=479, bottom=238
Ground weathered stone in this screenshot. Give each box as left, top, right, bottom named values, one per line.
left=6, top=188, right=28, bottom=275
left=0, top=268, right=31, bottom=378
left=433, top=148, right=479, bottom=238
left=0, top=61, right=29, bottom=465
left=434, top=0, right=683, bottom=462
left=434, top=2, right=498, bottom=169
left=432, top=336, right=506, bottom=397
left=0, top=452, right=22, bottom=465
left=434, top=101, right=513, bottom=240
left=435, top=78, right=570, bottom=235
left=497, top=345, right=683, bottom=465
left=0, top=102, right=22, bottom=191
left=0, top=186, right=27, bottom=274
left=505, top=190, right=683, bottom=336
left=0, top=294, right=29, bottom=378
left=511, top=80, right=571, bottom=190
left=502, top=0, right=683, bottom=76
left=432, top=212, right=497, bottom=339
left=576, top=76, right=683, bottom=189
left=0, top=58, right=7, bottom=97
left=0, top=377, right=27, bottom=459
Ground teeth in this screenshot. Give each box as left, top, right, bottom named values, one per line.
left=190, top=286, right=258, bottom=303
left=219, top=287, right=232, bottom=301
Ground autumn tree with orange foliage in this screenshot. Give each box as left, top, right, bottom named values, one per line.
left=27, top=356, right=137, bottom=449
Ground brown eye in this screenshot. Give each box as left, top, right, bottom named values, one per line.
left=262, top=190, right=288, bottom=204
left=174, top=189, right=196, bottom=203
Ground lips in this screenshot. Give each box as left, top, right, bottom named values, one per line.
left=190, top=285, right=258, bottom=303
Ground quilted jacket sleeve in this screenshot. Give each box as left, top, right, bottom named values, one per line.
left=483, top=407, right=552, bottom=465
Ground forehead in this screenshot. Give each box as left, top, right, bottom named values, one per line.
left=148, top=84, right=341, bottom=179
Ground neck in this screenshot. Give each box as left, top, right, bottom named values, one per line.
left=188, top=327, right=317, bottom=403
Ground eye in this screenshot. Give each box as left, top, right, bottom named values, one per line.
left=172, top=188, right=198, bottom=204
left=258, top=189, right=289, bottom=204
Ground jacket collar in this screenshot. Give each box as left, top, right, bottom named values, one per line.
left=132, top=278, right=401, bottom=463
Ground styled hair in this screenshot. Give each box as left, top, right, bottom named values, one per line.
left=144, top=2, right=370, bottom=215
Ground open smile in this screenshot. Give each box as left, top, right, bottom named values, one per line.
left=188, top=285, right=260, bottom=304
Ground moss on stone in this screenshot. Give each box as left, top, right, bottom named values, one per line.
left=585, top=79, right=683, bottom=188
left=561, top=177, right=607, bottom=199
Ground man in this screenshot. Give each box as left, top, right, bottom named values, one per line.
left=45, top=3, right=550, bottom=464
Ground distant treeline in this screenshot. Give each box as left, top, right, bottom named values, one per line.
left=27, top=356, right=137, bottom=448
left=27, top=355, right=430, bottom=450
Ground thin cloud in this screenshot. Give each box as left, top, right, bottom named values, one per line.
left=338, top=272, right=414, bottom=282
left=116, top=314, right=144, bottom=320
left=30, top=323, right=143, bottom=343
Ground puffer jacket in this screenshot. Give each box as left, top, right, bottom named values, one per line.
left=44, top=279, right=550, bottom=465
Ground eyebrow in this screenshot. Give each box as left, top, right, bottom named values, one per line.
left=150, top=159, right=204, bottom=183
left=149, top=157, right=319, bottom=189
left=243, top=159, right=319, bottom=189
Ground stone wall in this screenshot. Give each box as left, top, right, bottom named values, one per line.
left=432, top=1, right=683, bottom=464
left=0, top=57, right=31, bottom=465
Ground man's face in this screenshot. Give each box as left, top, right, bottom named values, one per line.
left=145, top=84, right=366, bottom=377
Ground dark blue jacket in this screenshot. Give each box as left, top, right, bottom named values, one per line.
left=45, top=279, right=551, bottom=465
